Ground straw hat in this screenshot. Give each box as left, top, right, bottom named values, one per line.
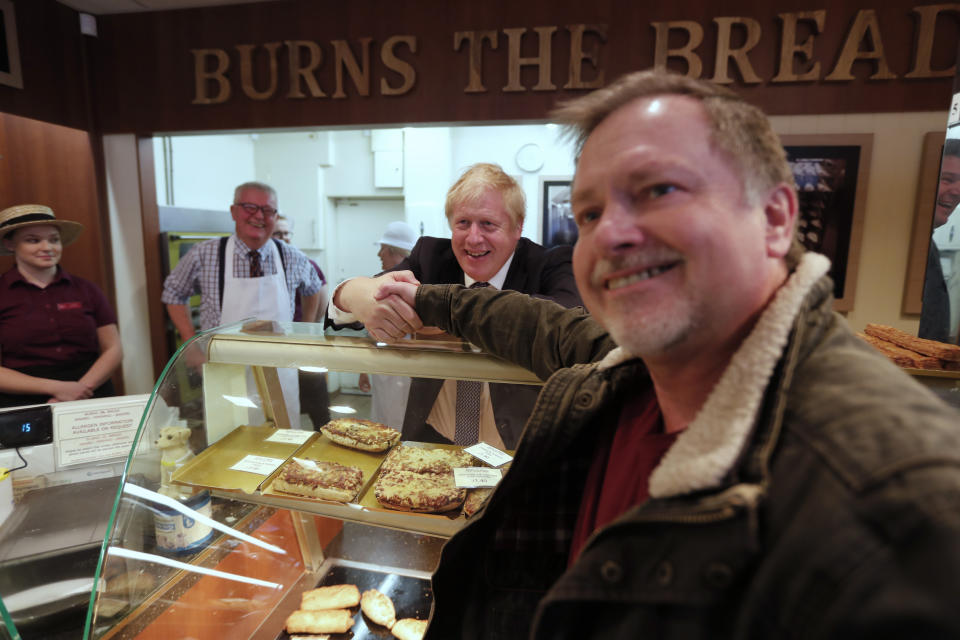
left=0, top=204, right=84, bottom=255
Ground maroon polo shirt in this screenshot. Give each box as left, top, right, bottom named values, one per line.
left=0, top=266, right=117, bottom=369
left=569, top=388, right=677, bottom=564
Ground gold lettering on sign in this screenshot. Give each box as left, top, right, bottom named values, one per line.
left=773, top=10, right=825, bottom=82
left=332, top=38, right=372, bottom=98
left=380, top=35, right=418, bottom=96
left=712, top=17, right=762, bottom=84
left=652, top=21, right=704, bottom=78
left=191, top=48, right=231, bottom=104
left=564, top=23, right=607, bottom=89
left=825, top=9, right=896, bottom=80
left=906, top=4, right=960, bottom=79
left=285, top=40, right=325, bottom=98
left=503, top=27, right=558, bottom=92
left=238, top=43, right=281, bottom=100
left=453, top=30, right=499, bottom=93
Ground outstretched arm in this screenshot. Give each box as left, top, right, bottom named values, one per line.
left=377, top=281, right=613, bottom=378
left=332, top=271, right=424, bottom=341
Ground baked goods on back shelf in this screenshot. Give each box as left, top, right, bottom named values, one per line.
left=864, top=324, right=960, bottom=362
left=859, top=325, right=960, bottom=371
left=858, top=333, right=941, bottom=369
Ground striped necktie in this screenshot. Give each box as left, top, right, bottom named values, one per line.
left=249, top=250, right=263, bottom=277
left=454, top=281, right=491, bottom=445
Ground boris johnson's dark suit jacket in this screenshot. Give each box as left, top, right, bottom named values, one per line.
left=390, top=236, right=582, bottom=449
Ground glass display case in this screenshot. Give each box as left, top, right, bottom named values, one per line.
left=82, top=321, right=543, bottom=640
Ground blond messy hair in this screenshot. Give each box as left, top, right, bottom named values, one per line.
left=445, top=163, right=525, bottom=229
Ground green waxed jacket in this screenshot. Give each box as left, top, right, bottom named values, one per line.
left=415, top=256, right=960, bottom=640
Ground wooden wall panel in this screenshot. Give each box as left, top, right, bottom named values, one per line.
left=0, top=111, right=104, bottom=285
left=0, top=0, right=91, bottom=131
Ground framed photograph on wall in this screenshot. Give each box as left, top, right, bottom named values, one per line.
left=780, top=134, right=873, bottom=312
left=540, top=177, right=577, bottom=249
left=0, top=0, right=23, bottom=89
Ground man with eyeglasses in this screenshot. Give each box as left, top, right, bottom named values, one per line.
left=162, top=181, right=324, bottom=426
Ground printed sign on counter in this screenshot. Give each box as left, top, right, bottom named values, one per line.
left=454, top=467, right=502, bottom=488
left=230, top=454, right=286, bottom=475
left=464, top=442, right=513, bottom=468
left=265, top=429, right=313, bottom=445
left=55, top=396, right=149, bottom=467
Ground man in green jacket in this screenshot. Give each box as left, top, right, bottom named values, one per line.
left=372, top=71, right=960, bottom=639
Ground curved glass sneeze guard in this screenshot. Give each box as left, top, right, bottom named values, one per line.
left=83, top=321, right=542, bottom=640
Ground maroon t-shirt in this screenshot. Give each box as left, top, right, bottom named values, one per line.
left=0, top=266, right=117, bottom=369
left=569, top=388, right=678, bottom=564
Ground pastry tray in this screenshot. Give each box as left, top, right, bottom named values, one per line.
left=171, top=426, right=318, bottom=494
left=274, top=560, right=432, bottom=640
left=175, top=428, right=504, bottom=536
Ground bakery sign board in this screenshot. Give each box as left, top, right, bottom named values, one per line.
left=92, top=1, right=959, bottom=131
left=188, top=5, right=959, bottom=106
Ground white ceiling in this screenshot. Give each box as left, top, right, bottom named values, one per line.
left=57, top=0, right=276, bottom=15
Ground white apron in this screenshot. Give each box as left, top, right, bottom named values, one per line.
left=221, top=237, right=301, bottom=427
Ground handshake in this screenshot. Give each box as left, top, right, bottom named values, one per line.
left=333, top=270, right=441, bottom=343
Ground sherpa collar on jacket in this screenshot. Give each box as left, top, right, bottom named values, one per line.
left=593, top=252, right=832, bottom=499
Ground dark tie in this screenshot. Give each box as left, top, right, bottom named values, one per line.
left=249, top=250, right=263, bottom=277
left=453, top=281, right=491, bottom=445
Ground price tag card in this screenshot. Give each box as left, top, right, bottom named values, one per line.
left=464, top=442, right=513, bottom=468
left=265, top=429, right=313, bottom=445
left=230, top=455, right=286, bottom=475
left=454, top=467, right=502, bottom=489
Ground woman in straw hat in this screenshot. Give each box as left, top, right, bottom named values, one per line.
left=0, top=204, right=122, bottom=408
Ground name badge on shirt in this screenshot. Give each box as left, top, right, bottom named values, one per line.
left=57, top=302, right=83, bottom=311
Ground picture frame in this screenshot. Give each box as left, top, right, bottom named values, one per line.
left=902, top=131, right=945, bottom=314
left=0, top=0, right=22, bottom=90
left=540, top=176, right=576, bottom=249
left=780, top=134, right=873, bottom=312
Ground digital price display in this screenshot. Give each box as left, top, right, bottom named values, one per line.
left=0, top=405, right=53, bottom=449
